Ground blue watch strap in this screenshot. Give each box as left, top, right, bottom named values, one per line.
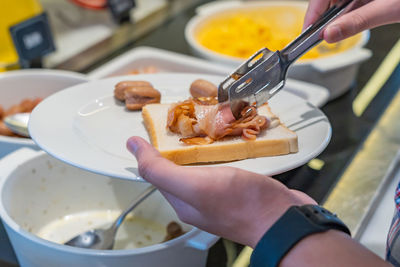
left=250, top=205, right=350, bottom=267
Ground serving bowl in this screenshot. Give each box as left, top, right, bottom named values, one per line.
left=0, top=69, right=89, bottom=158
left=185, top=0, right=372, bottom=99
left=0, top=148, right=218, bottom=267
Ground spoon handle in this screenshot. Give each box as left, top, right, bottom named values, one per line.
left=111, top=185, right=157, bottom=232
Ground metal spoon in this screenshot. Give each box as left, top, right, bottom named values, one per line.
left=3, top=112, right=30, bottom=137
left=64, top=185, right=157, bottom=250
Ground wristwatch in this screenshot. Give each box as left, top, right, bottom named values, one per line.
left=250, top=205, right=351, bottom=267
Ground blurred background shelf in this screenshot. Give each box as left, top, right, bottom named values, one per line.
left=40, top=0, right=204, bottom=71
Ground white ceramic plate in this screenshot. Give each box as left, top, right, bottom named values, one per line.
left=88, top=46, right=330, bottom=107
left=29, top=73, right=331, bottom=181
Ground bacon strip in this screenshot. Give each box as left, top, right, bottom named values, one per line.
left=180, top=136, right=214, bottom=145
left=167, top=98, right=269, bottom=144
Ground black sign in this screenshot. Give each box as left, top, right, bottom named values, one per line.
left=9, top=12, right=55, bottom=65
left=107, top=0, right=136, bottom=24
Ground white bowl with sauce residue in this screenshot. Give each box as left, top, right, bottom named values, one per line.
left=0, top=149, right=218, bottom=267
left=0, top=69, right=89, bottom=159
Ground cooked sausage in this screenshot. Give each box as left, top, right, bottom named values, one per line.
left=163, top=221, right=185, bottom=242
left=4, top=104, right=23, bottom=117
left=124, top=86, right=161, bottom=110
left=190, top=79, right=218, bottom=98
left=0, top=105, right=3, bottom=120
left=0, top=121, right=15, bottom=137
left=114, top=80, right=153, bottom=101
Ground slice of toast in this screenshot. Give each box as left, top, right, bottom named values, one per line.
left=142, top=103, right=298, bottom=164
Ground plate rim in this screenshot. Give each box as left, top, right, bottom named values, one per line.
left=29, top=73, right=332, bottom=181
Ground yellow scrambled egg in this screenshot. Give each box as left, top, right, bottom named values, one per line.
left=196, top=6, right=361, bottom=61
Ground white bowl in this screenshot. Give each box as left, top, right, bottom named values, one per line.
left=0, top=69, right=89, bottom=158
left=0, top=148, right=218, bottom=267
left=185, top=0, right=372, bottom=99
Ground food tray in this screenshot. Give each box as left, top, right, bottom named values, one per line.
left=88, top=46, right=330, bottom=107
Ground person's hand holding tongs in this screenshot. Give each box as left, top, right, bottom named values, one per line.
left=218, top=0, right=354, bottom=119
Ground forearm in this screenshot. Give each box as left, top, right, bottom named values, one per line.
left=281, top=230, right=391, bottom=267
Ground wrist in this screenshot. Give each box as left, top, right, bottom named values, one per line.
left=249, top=190, right=316, bottom=248
left=250, top=205, right=350, bottom=267
left=280, top=229, right=350, bottom=267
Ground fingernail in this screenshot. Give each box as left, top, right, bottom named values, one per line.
left=302, top=22, right=311, bottom=32
left=325, top=25, right=343, bottom=43
left=127, top=138, right=139, bottom=154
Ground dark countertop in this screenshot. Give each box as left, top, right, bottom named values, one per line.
left=1, top=1, right=399, bottom=266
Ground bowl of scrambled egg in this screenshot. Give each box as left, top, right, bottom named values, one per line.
left=185, top=1, right=372, bottom=100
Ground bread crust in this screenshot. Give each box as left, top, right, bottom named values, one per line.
left=142, top=106, right=159, bottom=148
left=142, top=103, right=298, bottom=165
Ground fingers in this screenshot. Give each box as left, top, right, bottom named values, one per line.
left=324, top=0, right=400, bottom=42
left=303, top=0, right=331, bottom=30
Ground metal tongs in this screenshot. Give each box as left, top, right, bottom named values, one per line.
left=218, top=0, right=354, bottom=119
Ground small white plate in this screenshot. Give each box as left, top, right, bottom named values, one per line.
left=29, top=73, right=331, bottom=181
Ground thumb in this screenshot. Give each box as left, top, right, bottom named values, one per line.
left=126, top=136, right=189, bottom=194
left=126, top=136, right=172, bottom=182
left=127, top=136, right=217, bottom=205
left=127, top=136, right=160, bottom=161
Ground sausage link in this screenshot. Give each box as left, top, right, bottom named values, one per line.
left=190, top=79, right=218, bottom=98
